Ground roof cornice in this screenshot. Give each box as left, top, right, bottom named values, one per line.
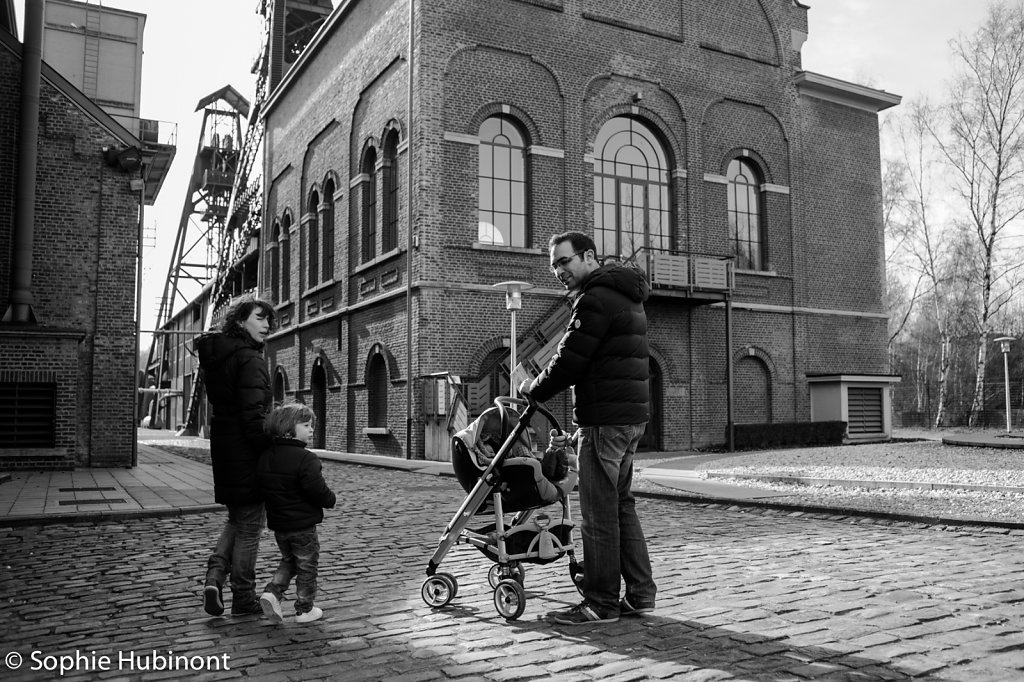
left=794, top=70, right=902, bottom=113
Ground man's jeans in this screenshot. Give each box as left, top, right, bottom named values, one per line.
left=577, top=423, right=657, bottom=614
left=206, top=502, right=265, bottom=609
left=263, top=527, right=321, bottom=615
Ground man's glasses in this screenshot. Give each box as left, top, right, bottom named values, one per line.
left=549, top=251, right=585, bottom=272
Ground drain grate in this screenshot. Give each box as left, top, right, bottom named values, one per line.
left=59, top=498, right=127, bottom=505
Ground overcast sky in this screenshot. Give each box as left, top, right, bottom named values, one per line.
left=13, top=0, right=1003, bottom=337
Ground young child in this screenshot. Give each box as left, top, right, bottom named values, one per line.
left=257, top=402, right=336, bottom=623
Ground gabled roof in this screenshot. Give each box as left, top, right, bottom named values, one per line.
left=195, top=84, right=251, bottom=118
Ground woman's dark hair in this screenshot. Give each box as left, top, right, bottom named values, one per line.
left=219, top=296, right=277, bottom=336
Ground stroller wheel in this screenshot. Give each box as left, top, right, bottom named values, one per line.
left=421, top=574, right=457, bottom=608
left=493, top=579, right=526, bottom=620
left=487, top=563, right=526, bottom=589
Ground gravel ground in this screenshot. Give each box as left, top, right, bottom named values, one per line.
left=633, top=434, right=1024, bottom=526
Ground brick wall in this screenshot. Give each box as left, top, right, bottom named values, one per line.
left=261, top=0, right=890, bottom=454
left=0, top=43, right=141, bottom=468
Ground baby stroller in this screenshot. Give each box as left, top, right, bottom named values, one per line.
left=422, top=396, right=582, bottom=620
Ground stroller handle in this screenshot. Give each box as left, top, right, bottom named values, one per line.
left=492, top=394, right=564, bottom=439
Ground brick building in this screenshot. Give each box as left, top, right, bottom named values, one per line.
left=0, top=0, right=172, bottom=469
left=259, top=0, right=900, bottom=458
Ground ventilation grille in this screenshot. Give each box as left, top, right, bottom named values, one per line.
left=0, top=382, right=57, bottom=448
left=847, top=387, right=883, bottom=435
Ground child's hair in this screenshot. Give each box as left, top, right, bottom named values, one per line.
left=264, top=401, right=315, bottom=438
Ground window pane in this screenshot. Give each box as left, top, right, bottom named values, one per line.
left=480, top=146, right=492, bottom=177
left=494, top=146, right=510, bottom=175
left=495, top=180, right=510, bottom=213
left=511, top=181, right=524, bottom=213
left=511, top=214, right=525, bottom=246
left=479, top=177, right=492, bottom=211
left=479, top=117, right=499, bottom=139
left=478, top=214, right=499, bottom=244
left=510, top=150, right=525, bottom=181
left=493, top=212, right=511, bottom=245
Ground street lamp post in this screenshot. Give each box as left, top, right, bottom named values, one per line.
left=493, top=281, right=533, bottom=399
left=994, top=336, right=1015, bottom=433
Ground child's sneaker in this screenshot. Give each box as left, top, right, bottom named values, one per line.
left=295, top=606, right=323, bottom=623
left=619, top=596, right=654, bottom=617
left=260, top=592, right=284, bottom=623
left=203, top=585, right=224, bottom=616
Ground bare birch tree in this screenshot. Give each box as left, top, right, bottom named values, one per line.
left=890, top=102, right=977, bottom=426
left=929, top=2, right=1024, bottom=426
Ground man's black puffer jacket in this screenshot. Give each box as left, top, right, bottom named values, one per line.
left=196, top=331, right=273, bottom=505
left=257, top=438, right=337, bottom=532
left=528, top=263, right=650, bottom=426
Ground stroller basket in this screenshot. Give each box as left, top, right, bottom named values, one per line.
left=422, top=396, right=581, bottom=621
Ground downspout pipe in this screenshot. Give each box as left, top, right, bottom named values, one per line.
left=404, top=0, right=415, bottom=459
left=3, top=0, right=43, bottom=324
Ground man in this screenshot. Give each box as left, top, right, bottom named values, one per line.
left=520, top=231, right=657, bottom=625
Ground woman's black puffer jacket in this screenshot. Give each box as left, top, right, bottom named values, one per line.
left=196, top=331, right=273, bottom=505
left=257, top=438, right=337, bottom=532
left=528, top=263, right=650, bottom=426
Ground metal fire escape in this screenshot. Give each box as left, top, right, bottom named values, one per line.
left=145, top=0, right=333, bottom=435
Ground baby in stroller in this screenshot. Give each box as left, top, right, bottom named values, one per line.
left=422, top=397, right=582, bottom=620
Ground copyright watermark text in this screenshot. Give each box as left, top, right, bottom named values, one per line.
left=4, top=649, right=231, bottom=676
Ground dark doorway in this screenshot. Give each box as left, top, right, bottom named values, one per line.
left=639, top=359, right=662, bottom=450
left=311, top=360, right=327, bottom=448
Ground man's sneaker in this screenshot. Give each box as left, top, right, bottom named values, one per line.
left=203, top=585, right=224, bottom=616
left=230, top=601, right=262, bottom=616
left=548, top=600, right=618, bottom=625
left=620, top=596, right=654, bottom=617
left=295, top=606, right=323, bottom=623
left=260, top=592, right=284, bottom=623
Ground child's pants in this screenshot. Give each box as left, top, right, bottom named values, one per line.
left=263, top=526, right=320, bottom=615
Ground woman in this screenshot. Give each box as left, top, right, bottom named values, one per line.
left=195, top=296, right=276, bottom=616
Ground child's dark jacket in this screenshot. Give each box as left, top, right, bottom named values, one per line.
left=257, top=438, right=337, bottom=532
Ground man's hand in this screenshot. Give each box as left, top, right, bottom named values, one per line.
left=518, top=379, right=532, bottom=397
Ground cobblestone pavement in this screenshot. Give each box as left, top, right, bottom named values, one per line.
left=3, top=461, right=1024, bottom=681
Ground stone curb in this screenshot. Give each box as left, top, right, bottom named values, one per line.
left=703, top=471, right=1024, bottom=494
left=0, top=503, right=222, bottom=529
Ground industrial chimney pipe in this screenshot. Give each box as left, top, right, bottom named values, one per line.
left=3, top=0, right=43, bottom=324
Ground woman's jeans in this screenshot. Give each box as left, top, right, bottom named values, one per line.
left=577, top=423, right=657, bottom=614
left=263, top=527, right=321, bottom=615
left=206, top=502, right=265, bottom=609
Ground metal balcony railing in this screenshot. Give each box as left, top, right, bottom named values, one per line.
left=632, top=247, right=734, bottom=297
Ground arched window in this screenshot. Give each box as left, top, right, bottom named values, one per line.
left=280, top=212, right=291, bottom=302
left=307, top=190, right=319, bottom=289
left=727, top=158, right=764, bottom=270
left=382, top=131, right=400, bottom=253
left=592, top=117, right=671, bottom=259
left=477, top=116, right=527, bottom=247
left=322, top=179, right=335, bottom=282
left=361, top=148, right=377, bottom=262
left=367, top=353, right=388, bottom=428
left=269, top=221, right=281, bottom=304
